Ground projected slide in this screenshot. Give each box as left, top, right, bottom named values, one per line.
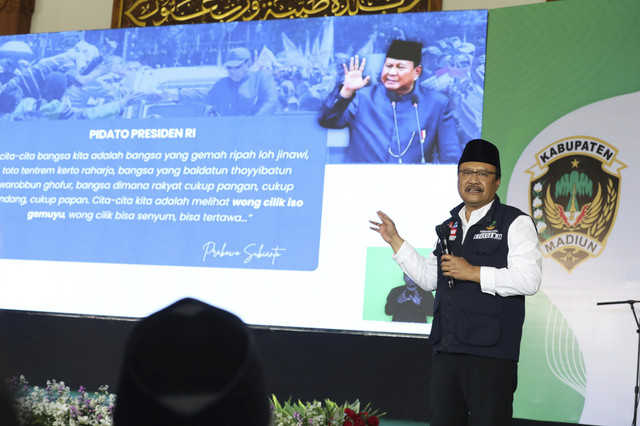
left=1, top=115, right=325, bottom=270
left=0, top=11, right=487, bottom=334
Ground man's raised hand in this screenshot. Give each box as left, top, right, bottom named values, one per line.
left=370, top=211, right=404, bottom=253
left=340, top=55, right=371, bottom=98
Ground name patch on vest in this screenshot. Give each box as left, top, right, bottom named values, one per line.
left=473, top=232, right=503, bottom=240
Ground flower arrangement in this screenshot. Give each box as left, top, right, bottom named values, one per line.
left=269, top=394, right=383, bottom=426
left=8, top=377, right=384, bottom=426
left=7, top=376, right=115, bottom=426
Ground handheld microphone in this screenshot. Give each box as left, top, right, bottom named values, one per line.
left=435, top=225, right=455, bottom=288
left=411, top=94, right=425, bottom=163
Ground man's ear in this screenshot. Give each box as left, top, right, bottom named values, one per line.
left=414, top=65, right=422, bottom=80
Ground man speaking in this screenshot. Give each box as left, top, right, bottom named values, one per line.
left=370, top=139, right=542, bottom=425
left=319, top=39, right=460, bottom=164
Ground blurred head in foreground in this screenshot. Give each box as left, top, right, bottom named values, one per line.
left=114, top=298, right=269, bottom=425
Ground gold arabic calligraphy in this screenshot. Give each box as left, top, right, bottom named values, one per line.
left=121, top=0, right=427, bottom=27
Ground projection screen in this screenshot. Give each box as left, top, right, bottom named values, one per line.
left=0, top=10, right=487, bottom=335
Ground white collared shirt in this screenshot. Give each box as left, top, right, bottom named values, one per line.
left=392, top=199, right=542, bottom=297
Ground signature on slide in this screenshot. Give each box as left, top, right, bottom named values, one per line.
left=202, top=241, right=286, bottom=265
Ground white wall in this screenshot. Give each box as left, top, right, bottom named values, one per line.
left=31, top=0, right=112, bottom=33
left=29, top=0, right=544, bottom=33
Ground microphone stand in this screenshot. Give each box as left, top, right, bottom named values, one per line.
left=597, top=300, right=640, bottom=425
left=390, top=100, right=402, bottom=164
left=411, top=96, right=425, bottom=163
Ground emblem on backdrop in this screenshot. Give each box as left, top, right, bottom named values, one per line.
left=527, top=136, right=626, bottom=272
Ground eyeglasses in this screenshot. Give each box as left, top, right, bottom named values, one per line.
left=458, top=169, right=497, bottom=180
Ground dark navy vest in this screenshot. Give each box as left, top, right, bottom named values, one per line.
left=428, top=197, right=529, bottom=361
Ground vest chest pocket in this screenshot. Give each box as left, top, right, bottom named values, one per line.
left=469, top=236, right=502, bottom=256
left=456, top=295, right=503, bottom=347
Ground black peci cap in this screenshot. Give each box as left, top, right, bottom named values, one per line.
left=458, top=138, right=501, bottom=178
left=386, top=40, right=423, bottom=66
left=114, top=298, right=270, bottom=426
